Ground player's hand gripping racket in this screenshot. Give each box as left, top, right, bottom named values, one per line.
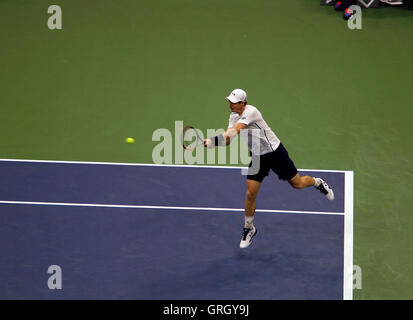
left=182, top=126, right=204, bottom=151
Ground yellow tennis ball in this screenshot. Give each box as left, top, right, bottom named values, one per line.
left=126, top=137, right=135, bottom=144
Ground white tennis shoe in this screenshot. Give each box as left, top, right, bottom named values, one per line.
left=240, top=227, right=257, bottom=249
left=315, top=178, right=334, bottom=201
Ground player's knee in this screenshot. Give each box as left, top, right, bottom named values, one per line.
left=246, top=189, right=258, bottom=201
left=289, top=179, right=303, bottom=189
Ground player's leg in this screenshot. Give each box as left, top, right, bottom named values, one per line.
left=245, top=178, right=260, bottom=222
left=288, top=173, right=334, bottom=200
left=240, top=179, right=260, bottom=249
left=240, top=156, right=269, bottom=249
left=288, top=173, right=315, bottom=189
left=271, top=143, right=335, bottom=200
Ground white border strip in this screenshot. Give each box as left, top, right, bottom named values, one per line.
left=343, top=171, right=354, bottom=300
left=0, top=158, right=349, bottom=173
left=0, top=200, right=344, bottom=216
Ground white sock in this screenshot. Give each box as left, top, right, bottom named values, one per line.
left=245, top=216, right=254, bottom=229
left=313, top=177, right=321, bottom=187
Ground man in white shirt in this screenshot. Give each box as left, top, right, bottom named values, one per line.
left=204, top=89, right=335, bottom=249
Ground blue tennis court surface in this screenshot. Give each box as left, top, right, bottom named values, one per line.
left=0, top=159, right=353, bottom=300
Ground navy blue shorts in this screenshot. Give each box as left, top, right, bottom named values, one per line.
left=247, top=143, right=298, bottom=183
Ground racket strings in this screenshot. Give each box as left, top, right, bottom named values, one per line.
left=182, top=126, right=203, bottom=151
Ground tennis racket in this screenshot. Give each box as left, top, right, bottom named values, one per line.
left=182, top=126, right=204, bottom=151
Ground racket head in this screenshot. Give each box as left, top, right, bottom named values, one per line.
left=182, top=126, right=203, bottom=151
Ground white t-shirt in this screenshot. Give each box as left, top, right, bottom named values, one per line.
left=228, top=105, right=280, bottom=155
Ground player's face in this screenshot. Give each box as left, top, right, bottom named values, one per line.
left=229, top=101, right=244, bottom=114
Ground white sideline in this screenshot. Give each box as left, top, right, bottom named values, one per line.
left=343, top=171, right=354, bottom=300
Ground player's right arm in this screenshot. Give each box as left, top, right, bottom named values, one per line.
left=203, top=122, right=247, bottom=148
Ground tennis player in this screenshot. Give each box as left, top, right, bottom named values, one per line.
left=204, top=89, right=335, bottom=249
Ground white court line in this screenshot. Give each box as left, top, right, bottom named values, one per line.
left=0, top=200, right=344, bottom=216
left=343, top=171, right=354, bottom=300
left=0, top=158, right=350, bottom=173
